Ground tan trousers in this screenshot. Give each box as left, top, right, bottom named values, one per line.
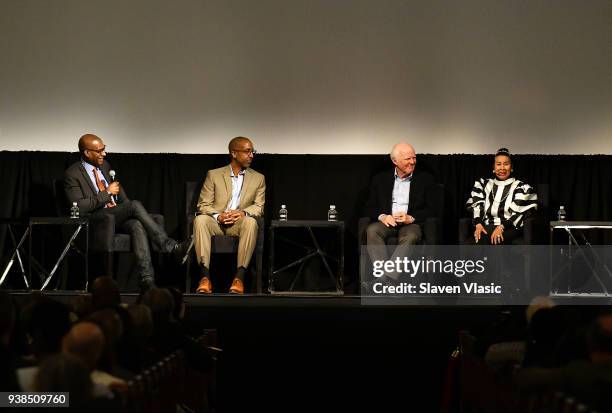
left=193, top=215, right=258, bottom=269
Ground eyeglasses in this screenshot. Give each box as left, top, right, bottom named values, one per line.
left=85, top=146, right=106, bottom=154
left=234, top=149, right=257, bottom=155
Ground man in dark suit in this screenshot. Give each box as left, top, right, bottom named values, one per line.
left=63, top=134, right=190, bottom=291
left=364, top=142, right=435, bottom=280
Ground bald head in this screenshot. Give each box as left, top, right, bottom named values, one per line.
left=228, top=136, right=252, bottom=153
left=91, top=276, right=120, bottom=311
left=78, top=134, right=102, bottom=153
left=62, top=321, right=105, bottom=371
left=390, top=142, right=417, bottom=178
left=78, top=134, right=107, bottom=166
left=228, top=136, right=255, bottom=170
left=390, top=142, right=416, bottom=161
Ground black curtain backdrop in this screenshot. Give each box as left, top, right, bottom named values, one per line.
left=1, top=151, right=612, bottom=291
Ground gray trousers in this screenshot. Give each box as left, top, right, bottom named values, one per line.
left=366, top=222, right=422, bottom=280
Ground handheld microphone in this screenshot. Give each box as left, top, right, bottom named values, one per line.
left=109, top=170, right=117, bottom=202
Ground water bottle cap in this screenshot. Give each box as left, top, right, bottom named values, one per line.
left=330, top=205, right=335, bottom=209
left=560, top=206, right=565, bottom=209
left=281, top=205, right=286, bottom=208
left=72, top=202, right=77, bottom=206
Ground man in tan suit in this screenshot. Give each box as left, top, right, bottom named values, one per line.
left=193, top=137, right=265, bottom=294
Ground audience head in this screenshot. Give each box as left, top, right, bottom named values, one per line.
left=91, top=276, right=121, bottom=311
left=493, top=147, right=512, bottom=181
left=140, top=288, right=175, bottom=327
left=126, top=304, right=153, bottom=346
left=390, top=142, right=416, bottom=178
left=526, top=296, right=556, bottom=324
left=0, top=291, right=16, bottom=346
left=88, top=309, right=124, bottom=373
left=69, top=294, right=94, bottom=321
left=78, top=133, right=107, bottom=167
left=23, top=294, right=71, bottom=360
left=62, top=321, right=105, bottom=371
left=588, top=314, right=612, bottom=362
left=35, top=353, right=93, bottom=407
left=166, top=287, right=186, bottom=321
left=228, top=136, right=255, bottom=169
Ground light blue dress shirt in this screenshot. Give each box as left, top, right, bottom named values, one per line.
left=391, top=170, right=412, bottom=215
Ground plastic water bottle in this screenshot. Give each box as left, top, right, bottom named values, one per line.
left=557, top=205, right=566, bottom=221
left=327, top=205, right=338, bottom=221
left=70, top=202, right=80, bottom=219
left=279, top=205, right=288, bottom=221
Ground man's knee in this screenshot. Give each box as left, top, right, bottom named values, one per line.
left=126, top=199, right=146, bottom=214
left=399, top=227, right=421, bottom=245
left=241, top=216, right=258, bottom=235
left=366, top=222, right=387, bottom=242
left=194, top=214, right=218, bottom=232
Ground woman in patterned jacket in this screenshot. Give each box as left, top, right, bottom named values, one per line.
left=466, top=148, right=538, bottom=245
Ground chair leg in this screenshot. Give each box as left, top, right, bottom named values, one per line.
left=185, top=256, right=191, bottom=293
left=256, top=249, right=263, bottom=294
left=105, top=252, right=114, bottom=278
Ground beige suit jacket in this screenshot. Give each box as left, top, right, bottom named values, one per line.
left=197, top=165, right=265, bottom=217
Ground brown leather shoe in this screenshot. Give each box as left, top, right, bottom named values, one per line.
left=229, top=278, right=244, bottom=295
left=196, top=277, right=212, bottom=294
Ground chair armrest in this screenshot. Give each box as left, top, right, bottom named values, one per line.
left=458, top=218, right=472, bottom=244
left=522, top=216, right=537, bottom=245
left=358, top=217, right=372, bottom=246
left=423, top=216, right=442, bottom=245
left=88, top=213, right=117, bottom=252
left=254, top=216, right=265, bottom=252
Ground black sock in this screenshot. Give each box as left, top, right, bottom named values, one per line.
left=235, top=266, right=246, bottom=282
left=201, top=265, right=210, bottom=278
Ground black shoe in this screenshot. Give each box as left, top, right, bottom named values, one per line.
left=140, top=277, right=156, bottom=293
left=173, top=235, right=194, bottom=265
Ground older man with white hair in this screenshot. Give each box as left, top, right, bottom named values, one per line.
left=364, top=142, right=436, bottom=280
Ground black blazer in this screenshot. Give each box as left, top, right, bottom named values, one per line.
left=364, top=169, right=435, bottom=224
left=63, top=160, right=129, bottom=215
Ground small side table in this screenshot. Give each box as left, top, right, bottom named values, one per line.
left=549, top=220, right=612, bottom=296
left=29, top=217, right=89, bottom=291
left=269, top=220, right=344, bottom=295
left=0, top=218, right=30, bottom=288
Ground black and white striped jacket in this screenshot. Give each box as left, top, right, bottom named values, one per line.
left=466, top=177, right=538, bottom=229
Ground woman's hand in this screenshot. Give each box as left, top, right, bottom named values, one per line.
left=474, top=223, right=487, bottom=243
left=491, top=225, right=505, bottom=245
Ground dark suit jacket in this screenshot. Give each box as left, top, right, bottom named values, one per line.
left=64, top=160, right=129, bottom=215
left=364, top=169, right=435, bottom=224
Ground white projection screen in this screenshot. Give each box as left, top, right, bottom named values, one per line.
left=1, top=0, right=611, bottom=154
